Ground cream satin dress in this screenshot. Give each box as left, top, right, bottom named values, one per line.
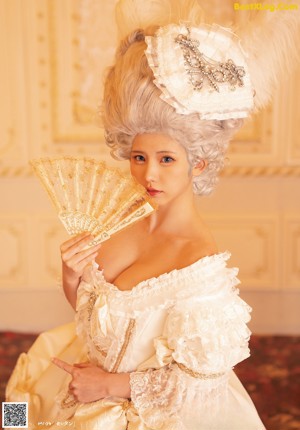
left=6, top=252, right=265, bottom=430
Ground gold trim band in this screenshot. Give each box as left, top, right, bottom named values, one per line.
left=112, top=319, right=135, bottom=373
left=177, top=362, right=225, bottom=379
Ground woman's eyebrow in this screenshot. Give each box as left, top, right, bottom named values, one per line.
left=156, top=151, right=177, bottom=154
left=131, top=150, right=177, bottom=154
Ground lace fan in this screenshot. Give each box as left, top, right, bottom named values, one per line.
left=30, top=156, right=156, bottom=244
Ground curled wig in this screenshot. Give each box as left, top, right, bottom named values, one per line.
left=101, top=29, right=243, bottom=195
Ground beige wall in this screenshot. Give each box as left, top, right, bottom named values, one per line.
left=0, top=0, right=299, bottom=334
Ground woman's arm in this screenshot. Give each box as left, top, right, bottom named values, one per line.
left=60, top=233, right=102, bottom=309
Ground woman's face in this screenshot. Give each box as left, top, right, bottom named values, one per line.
left=130, top=133, right=195, bottom=206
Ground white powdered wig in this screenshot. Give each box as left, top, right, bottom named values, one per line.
left=103, top=0, right=300, bottom=195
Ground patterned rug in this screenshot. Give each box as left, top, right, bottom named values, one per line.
left=1, top=332, right=299, bottom=430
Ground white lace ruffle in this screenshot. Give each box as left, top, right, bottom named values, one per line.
left=130, top=364, right=229, bottom=429
left=166, top=289, right=251, bottom=374
left=80, top=252, right=238, bottom=317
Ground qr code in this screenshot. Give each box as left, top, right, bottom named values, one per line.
left=2, top=402, right=28, bottom=428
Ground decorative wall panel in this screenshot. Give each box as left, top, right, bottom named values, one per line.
left=0, top=216, right=28, bottom=286
left=34, top=216, right=67, bottom=287
left=283, top=216, right=300, bottom=290
left=286, top=69, right=300, bottom=164
left=208, top=216, right=279, bottom=290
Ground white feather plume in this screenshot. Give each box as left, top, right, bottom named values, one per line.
left=115, top=0, right=206, bottom=39
left=237, top=2, right=300, bottom=110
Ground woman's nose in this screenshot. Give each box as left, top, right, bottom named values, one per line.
left=144, top=160, right=158, bottom=183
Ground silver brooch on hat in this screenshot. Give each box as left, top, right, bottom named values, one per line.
left=175, top=32, right=246, bottom=93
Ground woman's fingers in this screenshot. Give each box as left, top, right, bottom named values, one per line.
left=73, top=361, right=93, bottom=368
left=66, top=252, right=97, bottom=277
left=51, top=357, right=74, bottom=374
left=64, top=244, right=101, bottom=269
left=60, top=232, right=91, bottom=253
left=61, top=234, right=95, bottom=259
left=61, top=235, right=101, bottom=263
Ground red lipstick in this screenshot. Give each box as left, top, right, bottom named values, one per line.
left=146, top=188, right=162, bottom=197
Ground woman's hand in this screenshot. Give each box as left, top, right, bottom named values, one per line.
left=61, top=232, right=101, bottom=281
left=52, top=358, right=131, bottom=403
left=60, top=232, right=102, bottom=308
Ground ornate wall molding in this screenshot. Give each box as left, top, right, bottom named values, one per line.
left=2, top=164, right=300, bottom=178
left=0, top=166, right=32, bottom=177
left=221, top=165, right=300, bottom=177
left=0, top=1, right=31, bottom=167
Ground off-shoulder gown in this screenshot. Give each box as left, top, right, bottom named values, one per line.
left=6, top=252, right=265, bottom=429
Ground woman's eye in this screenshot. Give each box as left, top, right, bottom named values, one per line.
left=132, top=155, right=145, bottom=162
left=161, top=156, right=174, bottom=163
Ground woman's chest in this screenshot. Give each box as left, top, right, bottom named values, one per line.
left=112, top=249, right=184, bottom=290
left=97, top=233, right=187, bottom=290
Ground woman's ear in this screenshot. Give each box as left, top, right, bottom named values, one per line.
left=192, top=159, right=208, bottom=177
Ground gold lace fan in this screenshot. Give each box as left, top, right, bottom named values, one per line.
left=30, top=156, right=156, bottom=244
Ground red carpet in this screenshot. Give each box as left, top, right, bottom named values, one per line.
left=1, top=332, right=299, bottom=430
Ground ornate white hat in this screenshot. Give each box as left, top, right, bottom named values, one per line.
left=145, top=24, right=254, bottom=120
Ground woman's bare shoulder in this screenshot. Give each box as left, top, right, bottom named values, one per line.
left=179, top=224, right=218, bottom=266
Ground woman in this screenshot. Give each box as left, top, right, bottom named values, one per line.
left=50, top=22, right=264, bottom=428
left=9, top=0, right=299, bottom=426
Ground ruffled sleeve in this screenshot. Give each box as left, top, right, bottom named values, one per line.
left=129, top=262, right=252, bottom=429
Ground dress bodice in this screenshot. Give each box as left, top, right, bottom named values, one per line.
left=75, top=251, right=251, bottom=374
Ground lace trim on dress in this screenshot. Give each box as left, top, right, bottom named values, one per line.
left=87, top=292, right=97, bottom=322
left=93, top=340, right=107, bottom=357
left=75, top=279, right=111, bottom=365
left=98, top=251, right=231, bottom=294
left=111, top=318, right=136, bottom=372
left=83, top=252, right=240, bottom=317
